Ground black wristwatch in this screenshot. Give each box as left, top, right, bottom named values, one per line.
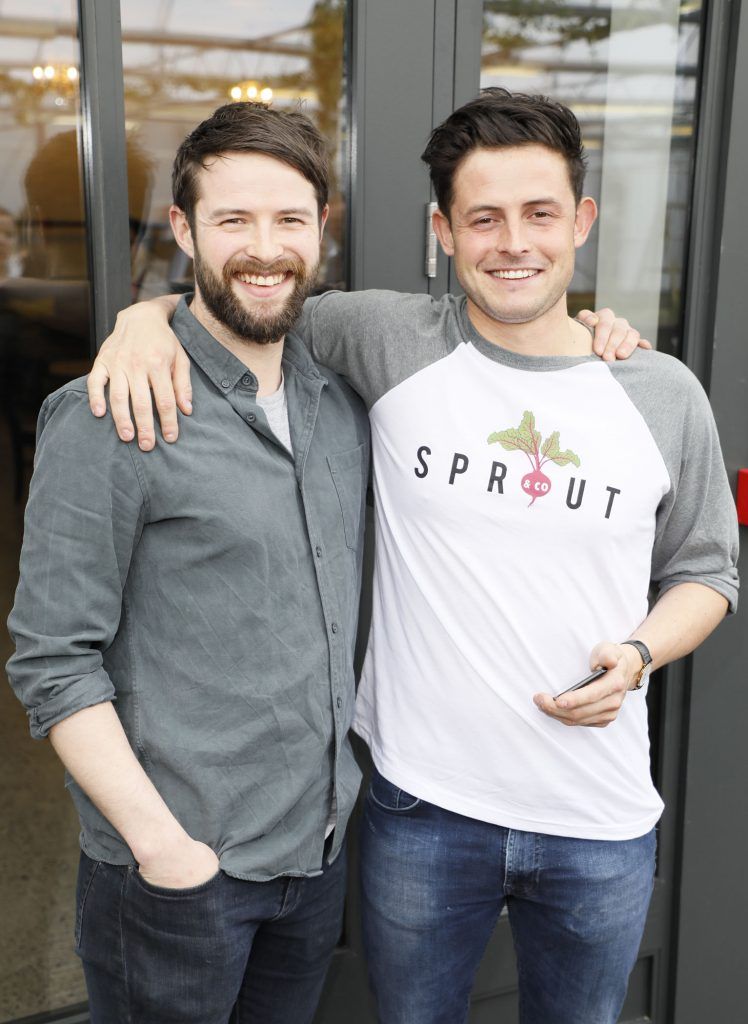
left=620, top=640, right=652, bottom=690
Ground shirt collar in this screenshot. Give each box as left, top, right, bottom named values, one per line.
left=457, top=295, right=598, bottom=372
left=172, top=294, right=323, bottom=394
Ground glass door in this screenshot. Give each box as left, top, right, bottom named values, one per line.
left=0, top=2, right=352, bottom=1021
left=0, top=3, right=92, bottom=1018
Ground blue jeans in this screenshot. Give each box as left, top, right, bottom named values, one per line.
left=360, top=769, right=656, bottom=1024
left=75, top=844, right=346, bottom=1024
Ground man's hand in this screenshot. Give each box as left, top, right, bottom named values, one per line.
left=137, top=833, right=220, bottom=890
left=533, top=642, right=643, bottom=728
left=577, top=308, right=652, bottom=362
left=87, top=294, right=188, bottom=451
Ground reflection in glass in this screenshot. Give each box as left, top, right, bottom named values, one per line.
left=481, top=0, right=703, bottom=352
left=120, top=0, right=349, bottom=303
left=0, top=4, right=90, bottom=1020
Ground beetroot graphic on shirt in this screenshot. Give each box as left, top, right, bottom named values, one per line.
left=488, top=410, right=580, bottom=507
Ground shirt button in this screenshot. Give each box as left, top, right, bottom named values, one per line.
left=331, top=622, right=338, bottom=634
left=246, top=413, right=256, bottom=423
left=220, top=379, right=231, bottom=389
left=241, top=374, right=253, bottom=386
left=336, top=696, right=342, bottom=709
left=315, top=546, right=323, bottom=558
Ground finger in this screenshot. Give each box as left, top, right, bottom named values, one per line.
left=600, top=319, right=633, bottom=362
left=107, top=368, right=135, bottom=442
left=87, top=361, right=110, bottom=417
left=538, top=675, right=627, bottom=716
left=575, top=309, right=598, bottom=327
left=606, top=326, right=641, bottom=362
left=128, top=374, right=157, bottom=451
left=173, top=348, right=193, bottom=417
left=152, top=369, right=180, bottom=443
left=588, top=307, right=614, bottom=357
left=536, top=690, right=624, bottom=727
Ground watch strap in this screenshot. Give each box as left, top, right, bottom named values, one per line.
left=621, top=639, right=652, bottom=690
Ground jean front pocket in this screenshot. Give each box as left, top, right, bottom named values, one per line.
left=130, top=866, right=222, bottom=899
left=368, top=768, right=422, bottom=813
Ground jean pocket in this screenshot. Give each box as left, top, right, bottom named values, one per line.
left=130, top=866, right=222, bottom=899
left=368, top=769, right=421, bottom=812
left=327, top=444, right=366, bottom=552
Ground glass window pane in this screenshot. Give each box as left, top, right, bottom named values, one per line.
left=480, top=0, right=704, bottom=353
left=120, top=0, right=349, bottom=303
left=0, top=4, right=91, bottom=1020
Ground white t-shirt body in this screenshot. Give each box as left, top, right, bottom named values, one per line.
left=297, top=291, right=739, bottom=841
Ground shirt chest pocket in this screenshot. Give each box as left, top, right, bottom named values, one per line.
left=327, top=444, right=367, bottom=552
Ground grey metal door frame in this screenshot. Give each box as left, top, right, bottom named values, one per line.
left=672, top=0, right=748, bottom=1019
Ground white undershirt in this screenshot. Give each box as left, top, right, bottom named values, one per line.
left=256, top=374, right=293, bottom=454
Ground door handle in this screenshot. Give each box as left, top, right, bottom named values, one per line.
left=425, top=201, right=438, bottom=278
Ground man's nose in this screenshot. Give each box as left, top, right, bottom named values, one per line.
left=496, top=217, right=530, bottom=255
left=243, top=224, right=284, bottom=265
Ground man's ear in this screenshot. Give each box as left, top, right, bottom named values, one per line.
left=319, top=203, right=329, bottom=241
left=432, top=207, right=455, bottom=257
left=574, top=197, right=597, bottom=249
left=170, top=205, right=195, bottom=259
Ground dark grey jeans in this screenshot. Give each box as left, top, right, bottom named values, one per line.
left=75, top=845, right=346, bottom=1024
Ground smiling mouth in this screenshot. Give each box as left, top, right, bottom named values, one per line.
left=488, top=269, right=541, bottom=280
left=234, top=271, right=289, bottom=288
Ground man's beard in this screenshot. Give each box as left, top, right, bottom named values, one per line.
left=193, top=248, right=318, bottom=345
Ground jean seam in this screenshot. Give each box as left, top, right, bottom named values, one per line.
left=368, top=786, right=421, bottom=814
left=74, top=857, right=100, bottom=950
left=120, top=870, right=134, bottom=1024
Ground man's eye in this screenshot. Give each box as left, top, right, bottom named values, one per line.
left=280, top=217, right=303, bottom=225
left=531, top=211, right=552, bottom=219
left=221, top=218, right=245, bottom=226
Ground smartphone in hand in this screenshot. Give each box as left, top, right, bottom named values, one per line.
left=554, top=666, right=607, bottom=700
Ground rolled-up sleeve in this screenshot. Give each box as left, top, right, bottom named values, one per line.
left=6, top=386, right=146, bottom=738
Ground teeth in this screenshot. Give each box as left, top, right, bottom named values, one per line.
left=491, top=269, right=539, bottom=279
left=236, top=273, right=286, bottom=286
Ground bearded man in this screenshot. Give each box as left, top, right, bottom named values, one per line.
left=6, top=103, right=369, bottom=1024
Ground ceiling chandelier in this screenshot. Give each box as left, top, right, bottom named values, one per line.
left=31, top=63, right=79, bottom=105
left=228, top=80, right=273, bottom=103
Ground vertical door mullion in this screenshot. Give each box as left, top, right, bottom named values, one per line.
left=78, top=0, right=131, bottom=352
left=680, top=0, right=738, bottom=386
left=349, top=0, right=439, bottom=294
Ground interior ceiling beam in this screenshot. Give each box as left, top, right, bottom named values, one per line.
left=0, top=16, right=309, bottom=56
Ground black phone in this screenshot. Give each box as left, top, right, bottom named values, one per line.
left=554, top=666, right=607, bottom=700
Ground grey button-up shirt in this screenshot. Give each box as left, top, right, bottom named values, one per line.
left=7, top=298, right=369, bottom=880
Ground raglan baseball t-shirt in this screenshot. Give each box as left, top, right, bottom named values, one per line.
left=298, top=290, right=739, bottom=841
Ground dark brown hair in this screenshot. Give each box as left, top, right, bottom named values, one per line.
left=421, top=87, right=587, bottom=216
left=172, top=102, right=329, bottom=225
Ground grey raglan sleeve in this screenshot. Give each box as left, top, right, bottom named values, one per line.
left=296, top=290, right=456, bottom=410
left=6, top=386, right=146, bottom=738
left=631, top=356, right=739, bottom=611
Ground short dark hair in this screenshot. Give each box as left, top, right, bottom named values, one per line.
left=421, top=87, right=587, bottom=215
left=172, top=102, right=329, bottom=225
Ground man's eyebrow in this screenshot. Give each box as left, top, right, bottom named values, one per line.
left=463, top=198, right=563, bottom=217
left=208, top=207, right=316, bottom=218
